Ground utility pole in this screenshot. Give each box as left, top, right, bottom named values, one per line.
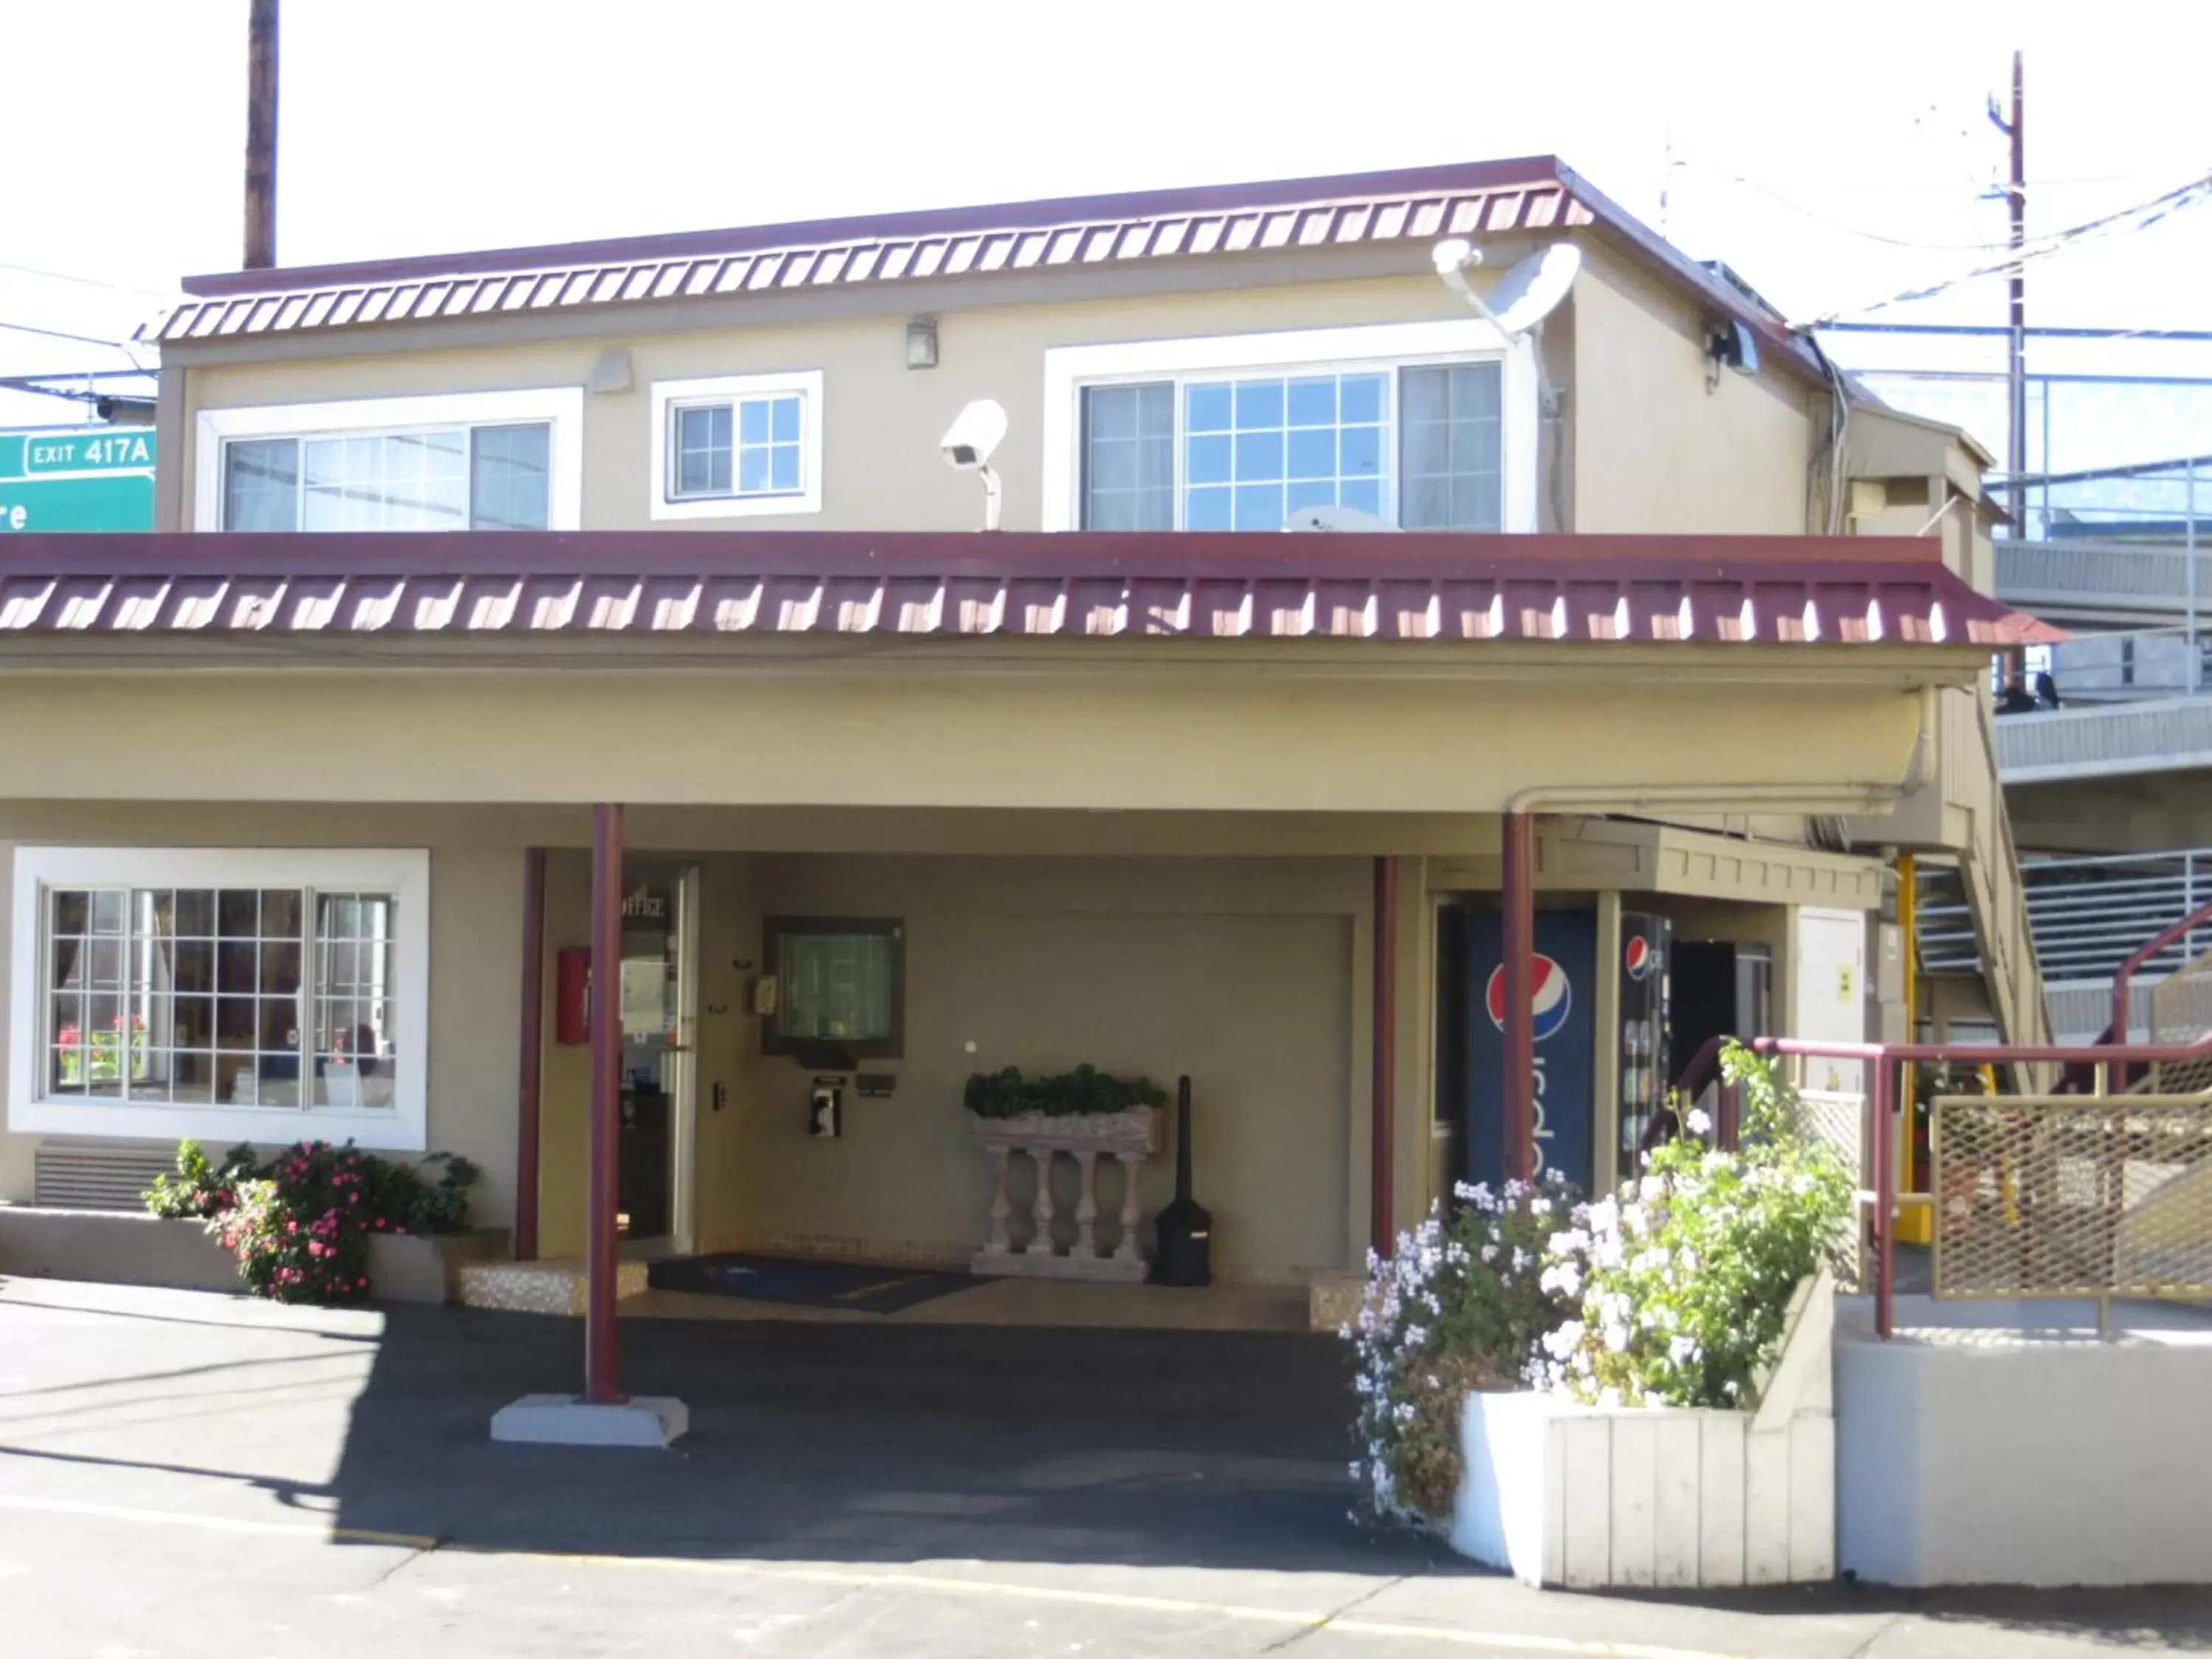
left=1988, top=51, right=2026, bottom=533
left=244, top=0, right=280, bottom=269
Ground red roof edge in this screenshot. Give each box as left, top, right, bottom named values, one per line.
left=178, top=155, right=1573, bottom=299
left=0, top=530, right=1958, bottom=580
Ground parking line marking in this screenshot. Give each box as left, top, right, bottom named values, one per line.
left=0, top=1492, right=1742, bottom=1658
left=0, top=1493, right=434, bottom=1551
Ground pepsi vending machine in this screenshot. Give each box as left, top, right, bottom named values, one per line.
left=1462, top=907, right=1597, bottom=1194
left=1617, top=913, right=1674, bottom=1158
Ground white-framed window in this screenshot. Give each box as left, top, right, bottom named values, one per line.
left=1040, top=320, right=1539, bottom=534
left=8, top=848, right=431, bottom=1152
left=649, top=370, right=824, bottom=521
left=194, top=388, right=585, bottom=532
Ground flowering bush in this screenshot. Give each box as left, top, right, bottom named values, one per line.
left=143, top=1138, right=480, bottom=1305
left=1531, top=1043, right=1852, bottom=1410
left=1344, top=1175, right=1581, bottom=1526
left=145, top=1138, right=258, bottom=1221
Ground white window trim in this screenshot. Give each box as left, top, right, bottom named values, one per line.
left=1040, top=319, right=1537, bottom=534
left=9, top=846, right=432, bottom=1153
left=193, top=387, right=585, bottom=532
left=648, top=369, right=825, bottom=521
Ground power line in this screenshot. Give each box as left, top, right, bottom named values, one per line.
left=0, top=318, right=139, bottom=352
left=0, top=260, right=173, bottom=299
left=1804, top=169, right=2212, bottom=326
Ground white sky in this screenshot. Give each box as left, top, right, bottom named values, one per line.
left=4, top=0, right=2211, bottom=441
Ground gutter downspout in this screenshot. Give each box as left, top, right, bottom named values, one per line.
left=1495, top=693, right=1933, bottom=1185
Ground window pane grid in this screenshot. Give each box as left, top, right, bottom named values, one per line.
left=1080, top=383, right=1174, bottom=530
left=1183, top=371, right=1389, bottom=532
left=43, top=883, right=397, bottom=1113
left=669, top=395, right=804, bottom=501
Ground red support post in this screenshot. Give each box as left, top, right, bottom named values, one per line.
left=513, top=846, right=546, bottom=1262
left=1501, top=811, right=1537, bottom=1182
left=1871, top=1057, right=1895, bottom=1340
left=1370, top=855, right=1398, bottom=1256
left=585, top=805, right=624, bottom=1405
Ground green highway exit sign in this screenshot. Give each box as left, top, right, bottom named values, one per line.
left=0, top=427, right=156, bottom=532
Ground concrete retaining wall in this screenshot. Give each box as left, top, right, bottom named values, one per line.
left=0, top=1208, right=237, bottom=1292
left=1837, top=1295, right=2212, bottom=1586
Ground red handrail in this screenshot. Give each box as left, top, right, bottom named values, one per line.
left=1756, top=1026, right=2212, bottom=1340
left=2107, top=899, right=2212, bottom=1093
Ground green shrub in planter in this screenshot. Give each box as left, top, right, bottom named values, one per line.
left=1531, top=1043, right=1852, bottom=1409
left=964, top=1064, right=1166, bottom=1119
left=143, top=1138, right=481, bottom=1305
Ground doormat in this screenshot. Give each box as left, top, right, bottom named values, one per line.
left=645, top=1253, right=981, bottom=1315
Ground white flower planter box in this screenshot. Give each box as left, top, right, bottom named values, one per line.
left=968, top=1107, right=1161, bottom=1281
left=1451, top=1273, right=1835, bottom=1589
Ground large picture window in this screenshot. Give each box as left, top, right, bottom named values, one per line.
left=9, top=849, right=431, bottom=1150
left=194, top=388, right=584, bottom=533
left=1042, top=320, right=1535, bottom=534
left=1076, top=361, right=1499, bottom=533
left=223, top=422, right=552, bottom=532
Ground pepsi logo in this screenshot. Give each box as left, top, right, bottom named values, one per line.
left=1624, top=935, right=1655, bottom=981
left=1485, top=955, right=1573, bottom=1043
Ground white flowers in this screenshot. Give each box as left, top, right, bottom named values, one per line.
left=1685, top=1106, right=1712, bottom=1136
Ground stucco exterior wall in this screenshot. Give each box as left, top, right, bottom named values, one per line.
left=1569, top=247, right=1815, bottom=535
left=737, top=855, right=1356, bottom=1280
left=170, top=235, right=1820, bottom=540
left=0, top=667, right=1938, bottom=816
left=178, top=271, right=1495, bottom=536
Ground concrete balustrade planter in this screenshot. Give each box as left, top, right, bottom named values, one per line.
left=1451, top=1273, right=1836, bottom=1589
left=969, top=1107, right=1161, bottom=1281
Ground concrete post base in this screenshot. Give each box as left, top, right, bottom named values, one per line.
left=490, top=1393, right=689, bottom=1447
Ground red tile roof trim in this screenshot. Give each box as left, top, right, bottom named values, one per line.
left=0, top=533, right=2061, bottom=649
left=146, top=156, right=1810, bottom=376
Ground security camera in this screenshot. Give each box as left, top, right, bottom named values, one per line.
left=939, top=398, right=1009, bottom=529
left=940, top=398, right=1008, bottom=472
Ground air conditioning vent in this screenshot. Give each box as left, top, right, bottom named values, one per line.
left=32, top=1144, right=176, bottom=1211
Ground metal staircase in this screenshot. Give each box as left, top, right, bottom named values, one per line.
left=1924, top=690, right=2055, bottom=1054
left=1919, top=837, right=2212, bottom=1041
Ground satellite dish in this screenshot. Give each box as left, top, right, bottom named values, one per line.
left=1283, top=504, right=1399, bottom=533
left=1430, top=240, right=1582, bottom=338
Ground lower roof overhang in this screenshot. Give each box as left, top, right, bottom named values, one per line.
left=0, top=532, right=2051, bottom=815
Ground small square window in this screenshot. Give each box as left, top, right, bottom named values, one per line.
left=761, top=917, right=904, bottom=1062
left=667, top=393, right=808, bottom=503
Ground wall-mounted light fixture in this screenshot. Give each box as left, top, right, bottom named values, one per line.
left=906, top=316, right=939, bottom=369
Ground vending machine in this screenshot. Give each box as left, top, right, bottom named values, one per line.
left=1616, top=912, right=1674, bottom=1160
left=1460, top=906, right=1599, bottom=1194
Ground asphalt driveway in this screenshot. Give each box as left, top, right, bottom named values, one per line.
left=1, top=1276, right=2208, bottom=1658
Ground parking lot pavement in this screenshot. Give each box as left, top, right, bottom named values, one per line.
left=3, top=1276, right=2209, bottom=1658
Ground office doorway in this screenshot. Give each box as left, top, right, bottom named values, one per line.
left=616, top=860, right=700, bottom=1253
